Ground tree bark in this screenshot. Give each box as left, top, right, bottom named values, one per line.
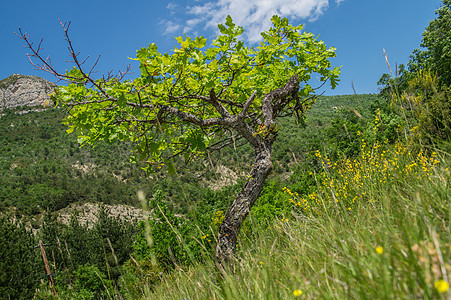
left=215, top=142, right=273, bottom=264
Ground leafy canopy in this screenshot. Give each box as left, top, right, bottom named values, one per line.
left=54, top=16, right=339, bottom=172
left=380, top=0, right=451, bottom=94
left=410, top=0, right=450, bottom=86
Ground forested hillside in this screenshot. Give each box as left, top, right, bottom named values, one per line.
left=0, top=93, right=378, bottom=216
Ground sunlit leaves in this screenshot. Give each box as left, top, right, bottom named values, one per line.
left=55, top=15, right=340, bottom=173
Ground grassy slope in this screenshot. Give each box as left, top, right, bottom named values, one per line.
left=146, top=138, right=450, bottom=299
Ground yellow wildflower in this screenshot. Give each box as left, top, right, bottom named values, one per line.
left=293, top=289, right=303, bottom=296
left=376, top=246, right=384, bottom=254
left=434, top=280, right=449, bottom=293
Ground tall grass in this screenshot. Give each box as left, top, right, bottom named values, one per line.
left=144, top=139, right=450, bottom=299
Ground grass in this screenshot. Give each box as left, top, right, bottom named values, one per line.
left=142, top=139, right=450, bottom=299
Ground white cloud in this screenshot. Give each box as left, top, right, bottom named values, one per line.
left=166, top=2, right=177, bottom=10
left=185, top=0, right=331, bottom=42
left=166, top=2, right=178, bottom=15
left=184, top=18, right=203, bottom=33
left=162, top=20, right=182, bottom=35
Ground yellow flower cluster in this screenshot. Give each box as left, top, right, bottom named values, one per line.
left=201, top=234, right=211, bottom=242
left=285, top=140, right=441, bottom=214
left=283, top=186, right=321, bottom=215
left=373, top=109, right=381, bottom=136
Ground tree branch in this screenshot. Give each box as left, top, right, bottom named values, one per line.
left=16, top=20, right=131, bottom=86
left=159, top=105, right=230, bottom=127
left=238, top=90, right=257, bottom=120
left=208, top=88, right=232, bottom=118
left=262, top=75, right=299, bottom=127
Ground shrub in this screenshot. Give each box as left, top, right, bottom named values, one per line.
left=133, top=190, right=213, bottom=270
left=286, top=139, right=442, bottom=215
left=391, top=70, right=451, bottom=142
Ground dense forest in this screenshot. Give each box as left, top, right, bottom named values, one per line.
left=1, top=1, right=450, bottom=298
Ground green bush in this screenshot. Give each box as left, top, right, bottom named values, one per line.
left=133, top=190, right=213, bottom=270
left=399, top=71, right=451, bottom=141
left=72, top=264, right=113, bottom=299
left=250, top=179, right=291, bottom=225
left=326, top=107, right=364, bottom=159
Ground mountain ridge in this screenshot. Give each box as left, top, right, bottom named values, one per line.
left=0, top=74, right=57, bottom=110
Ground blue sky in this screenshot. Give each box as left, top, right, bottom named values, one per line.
left=0, top=0, right=442, bottom=95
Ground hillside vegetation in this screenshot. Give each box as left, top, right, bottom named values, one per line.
left=2, top=86, right=449, bottom=299
left=2, top=1, right=450, bottom=298
left=1, top=93, right=386, bottom=298
left=0, top=93, right=378, bottom=216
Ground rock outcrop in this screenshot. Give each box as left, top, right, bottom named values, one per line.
left=0, top=74, right=57, bottom=110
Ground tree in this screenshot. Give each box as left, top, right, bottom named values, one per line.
left=409, top=0, right=450, bottom=87
left=379, top=0, right=451, bottom=95
left=377, top=63, right=410, bottom=98
left=18, top=16, right=339, bottom=263
left=377, top=1, right=450, bottom=142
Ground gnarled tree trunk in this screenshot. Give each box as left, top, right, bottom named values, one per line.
left=215, top=75, right=300, bottom=264
left=215, top=143, right=273, bottom=263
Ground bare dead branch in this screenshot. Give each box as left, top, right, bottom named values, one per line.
left=17, top=19, right=132, bottom=86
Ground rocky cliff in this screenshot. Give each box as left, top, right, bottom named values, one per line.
left=0, top=74, right=57, bottom=110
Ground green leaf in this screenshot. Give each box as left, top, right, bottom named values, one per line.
left=118, top=93, right=127, bottom=108
left=225, top=15, right=234, bottom=29
left=205, top=80, right=215, bottom=89
left=149, top=142, right=159, bottom=154
left=167, top=161, right=176, bottom=176
left=217, top=23, right=227, bottom=34
left=271, top=15, right=281, bottom=27
left=77, top=137, right=86, bottom=144
left=193, top=36, right=207, bottom=48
